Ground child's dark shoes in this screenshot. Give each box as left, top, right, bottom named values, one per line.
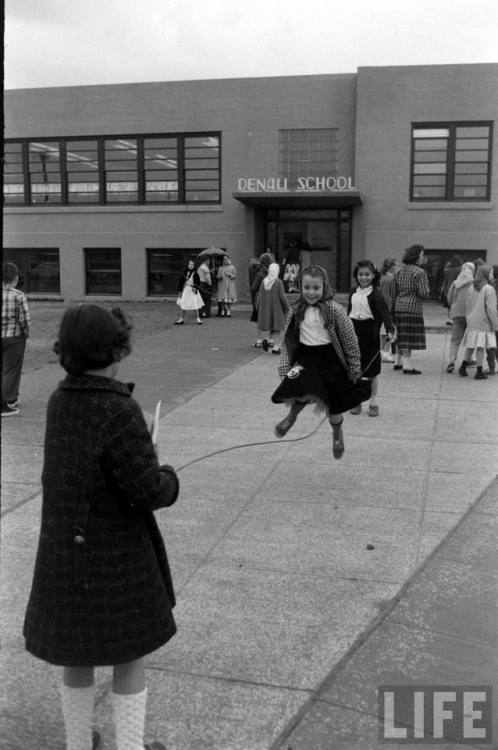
left=274, top=414, right=296, bottom=438
left=92, top=730, right=101, bottom=749
left=331, top=420, right=345, bottom=459
left=350, top=404, right=361, bottom=415
left=368, top=404, right=379, bottom=417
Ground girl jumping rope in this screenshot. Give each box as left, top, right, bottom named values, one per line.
left=271, top=265, right=370, bottom=459
left=24, top=304, right=179, bottom=750
left=347, top=260, right=396, bottom=417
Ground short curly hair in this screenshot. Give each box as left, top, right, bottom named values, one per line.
left=54, top=304, right=132, bottom=375
left=403, top=244, right=425, bottom=265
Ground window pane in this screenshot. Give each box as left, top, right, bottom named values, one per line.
left=147, top=249, right=200, bottom=294
left=144, top=137, right=179, bottom=202
left=413, top=163, right=447, bottom=174
left=453, top=186, right=488, bottom=198
left=85, top=249, right=122, bottom=294
left=29, top=142, right=62, bottom=204
left=413, top=128, right=449, bottom=138
left=414, top=150, right=448, bottom=163
left=105, top=139, right=138, bottom=202
left=412, top=186, right=446, bottom=198
left=454, top=174, right=488, bottom=186
left=456, top=126, right=490, bottom=138
left=28, top=250, right=61, bottom=293
left=413, top=175, right=446, bottom=186
left=414, top=139, right=448, bottom=151
left=67, top=140, right=100, bottom=203
left=3, top=142, right=25, bottom=204
left=455, top=150, right=489, bottom=162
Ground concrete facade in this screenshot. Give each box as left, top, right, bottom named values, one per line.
left=4, top=64, right=498, bottom=301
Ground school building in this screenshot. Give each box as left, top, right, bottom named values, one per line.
left=3, top=63, right=498, bottom=301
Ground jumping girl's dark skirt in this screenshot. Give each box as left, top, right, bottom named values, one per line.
left=271, top=343, right=371, bottom=415
left=351, top=318, right=381, bottom=378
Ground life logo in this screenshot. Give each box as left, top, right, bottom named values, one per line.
left=378, top=685, right=492, bottom=743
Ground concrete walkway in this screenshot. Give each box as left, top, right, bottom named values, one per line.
left=1, top=303, right=497, bottom=749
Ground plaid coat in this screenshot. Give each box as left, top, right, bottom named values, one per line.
left=24, top=375, right=179, bottom=666
left=277, top=300, right=361, bottom=380
left=392, top=264, right=430, bottom=316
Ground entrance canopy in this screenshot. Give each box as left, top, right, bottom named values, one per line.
left=233, top=190, right=363, bottom=209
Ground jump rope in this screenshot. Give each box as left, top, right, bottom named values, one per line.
left=174, top=345, right=387, bottom=474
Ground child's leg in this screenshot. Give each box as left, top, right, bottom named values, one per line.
left=226, top=302, right=232, bottom=317
left=369, top=375, right=379, bottom=409
left=458, top=348, right=474, bottom=376
left=274, top=400, right=306, bottom=438
left=61, top=666, right=96, bottom=750
left=486, top=347, right=496, bottom=374
left=329, top=413, right=345, bottom=459
left=271, top=331, right=283, bottom=352
left=112, top=658, right=147, bottom=750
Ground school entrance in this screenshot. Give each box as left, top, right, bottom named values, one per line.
left=263, top=208, right=353, bottom=292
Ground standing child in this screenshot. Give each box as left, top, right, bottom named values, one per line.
left=459, top=264, right=498, bottom=380
left=444, top=261, right=475, bottom=372
left=216, top=255, right=237, bottom=317
left=271, top=265, right=370, bottom=459
left=347, top=260, right=396, bottom=417
left=175, top=260, right=203, bottom=325
left=23, top=304, right=179, bottom=750
left=2, top=262, right=30, bottom=416
left=254, top=263, right=289, bottom=353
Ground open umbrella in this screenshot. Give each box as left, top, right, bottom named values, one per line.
left=198, top=247, right=228, bottom=258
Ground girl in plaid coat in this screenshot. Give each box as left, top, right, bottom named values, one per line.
left=271, top=265, right=370, bottom=459
left=24, top=304, right=179, bottom=750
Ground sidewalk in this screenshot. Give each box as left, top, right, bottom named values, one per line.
left=1, top=302, right=497, bottom=750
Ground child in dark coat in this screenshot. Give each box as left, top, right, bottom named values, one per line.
left=348, top=260, right=396, bottom=417
left=24, top=304, right=179, bottom=750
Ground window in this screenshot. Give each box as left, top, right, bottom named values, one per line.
left=279, top=129, right=339, bottom=188
left=85, top=249, right=122, bottom=295
left=29, top=142, right=62, bottom=204
left=3, top=249, right=60, bottom=293
left=147, top=249, right=202, bottom=295
left=4, top=133, right=221, bottom=206
left=66, top=140, right=100, bottom=203
left=411, top=123, right=492, bottom=201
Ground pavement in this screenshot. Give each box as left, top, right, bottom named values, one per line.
left=1, top=301, right=497, bottom=750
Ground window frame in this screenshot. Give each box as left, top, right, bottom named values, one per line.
left=84, top=248, right=122, bottom=295
left=410, top=121, right=493, bottom=202
left=4, top=132, right=222, bottom=207
left=2, top=248, right=61, bottom=294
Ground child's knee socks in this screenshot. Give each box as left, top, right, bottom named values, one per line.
left=60, top=683, right=95, bottom=750
left=112, top=688, right=147, bottom=750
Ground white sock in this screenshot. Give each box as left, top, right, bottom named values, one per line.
left=112, top=688, right=147, bottom=750
left=60, top=683, right=95, bottom=750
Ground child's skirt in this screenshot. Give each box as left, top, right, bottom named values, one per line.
left=271, top=343, right=371, bottom=416
left=178, top=285, right=203, bottom=310
left=462, top=327, right=496, bottom=349
left=351, top=318, right=381, bottom=378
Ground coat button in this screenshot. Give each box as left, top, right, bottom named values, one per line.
left=74, top=535, right=85, bottom=544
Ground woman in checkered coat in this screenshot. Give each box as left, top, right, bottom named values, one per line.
left=24, top=304, right=178, bottom=750
left=392, top=245, right=430, bottom=374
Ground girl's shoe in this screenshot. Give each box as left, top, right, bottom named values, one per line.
left=252, top=341, right=262, bottom=348
left=393, top=364, right=403, bottom=371
left=174, top=320, right=184, bottom=325
left=92, top=730, right=101, bottom=749
left=262, top=340, right=269, bottom=352
left=197, top=319, right=203, bottom=325
left=403, top=368, right=422, bottom=374
left=445, top=362, right=455, bottom=373
left=144, top=742, right=166, bottom=750
left=350, top=404, right=361, bottom=415
left=272, top=348, right=281, bottom=355
left=458, top=362, right=468, bottom=377
left=474, top=370, right=488, bottom=380
left=274, top=414, right=296, bottom=438
left=368, top=404, right=379, bottom=417
left=226, top=312, right=231, bottom=317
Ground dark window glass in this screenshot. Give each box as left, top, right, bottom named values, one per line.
left=411, top=123, right=492, bottom=201
left=4, top=142, right=25, bottom=204
left=279, top=129, right=339, bottom=189
left=85, top=249, right=122, bottom=294
left=29, top=142, right=62, bottom=204
left=3, top=248, right=60, bottom=293
left=66, top=140, right=100, bottom=203
left=147, top=249, right=202, bottom=295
